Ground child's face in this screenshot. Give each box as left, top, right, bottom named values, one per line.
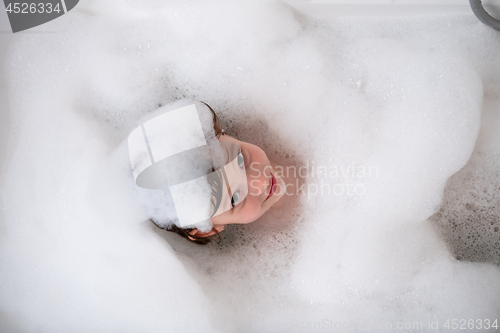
left=211, top=135, right=283, bottom=226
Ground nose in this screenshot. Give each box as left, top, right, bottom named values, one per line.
left=246, top=160, right=270, bottom=198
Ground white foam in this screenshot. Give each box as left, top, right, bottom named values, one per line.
left=1, top=0, right=500, bottom=331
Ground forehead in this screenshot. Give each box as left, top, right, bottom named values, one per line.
left=218, top=134, right=239, bottom=143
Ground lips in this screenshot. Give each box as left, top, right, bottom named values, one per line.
left=263, top=172, right=277, bottom=203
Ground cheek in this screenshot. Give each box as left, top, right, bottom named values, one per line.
left=237, top=196, right=263, bottom=224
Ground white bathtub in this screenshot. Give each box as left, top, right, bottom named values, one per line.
left=0, top=7, right=12, bottom=185
left=288, top=0, right=500, bottom=17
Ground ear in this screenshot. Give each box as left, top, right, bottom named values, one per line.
left=188, top=225, right=225, bottom=238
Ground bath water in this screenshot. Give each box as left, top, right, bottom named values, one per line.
left=1, top=0, right=499, bottom=331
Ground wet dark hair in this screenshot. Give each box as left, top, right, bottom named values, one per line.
left=150, top=101, right=225, bottom=245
